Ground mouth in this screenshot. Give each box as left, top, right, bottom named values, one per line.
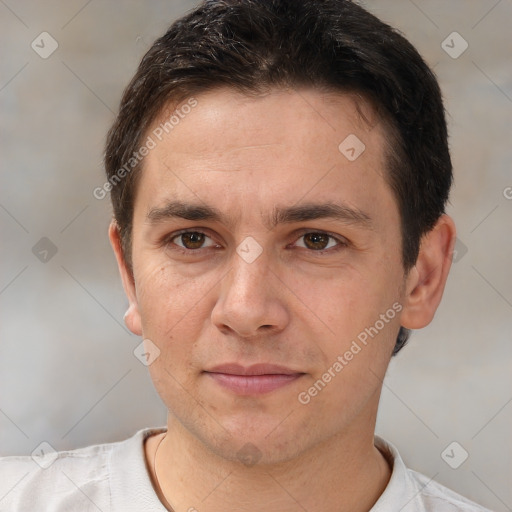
left=203, top=363, right=306, bottom=395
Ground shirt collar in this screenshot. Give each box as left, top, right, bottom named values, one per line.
left=110, top=427, right=168, bottom=511
left=371, top=435, right=427, bottom=511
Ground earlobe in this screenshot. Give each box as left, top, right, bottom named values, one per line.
left=123, top=302, right=142, bottom=336
left=108, top=220, right=142, bottom=336
left=400, top=214, right=456, bottom=330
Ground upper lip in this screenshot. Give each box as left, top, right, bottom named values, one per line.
left=205, top=363, right=303, bottom=376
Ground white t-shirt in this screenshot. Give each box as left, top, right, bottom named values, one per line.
left=0, top=428, right=492, bottom=511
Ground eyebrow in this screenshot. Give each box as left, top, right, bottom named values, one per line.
left=146, top=200, right=373, bottom=231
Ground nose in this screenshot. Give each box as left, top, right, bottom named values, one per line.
left=211, top=247, right=289, bottom=339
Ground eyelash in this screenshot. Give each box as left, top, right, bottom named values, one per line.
left=163, top=229, right=349, bottom=256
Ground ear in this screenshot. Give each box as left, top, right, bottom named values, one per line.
left=108, top=220, right=142, bottom=336
left=400, top=214, right=457, bottom=329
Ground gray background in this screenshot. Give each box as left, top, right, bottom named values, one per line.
left=1, top=0, right=511, bottom=510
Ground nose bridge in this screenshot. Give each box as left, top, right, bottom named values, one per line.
left=227, top=239, right=272, bottom=298
left=211, top=236, right=288, bottom=337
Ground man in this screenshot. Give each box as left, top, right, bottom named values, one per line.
left=0, top=1, right=493, bottom=510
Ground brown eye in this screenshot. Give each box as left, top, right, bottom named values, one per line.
left=293, top=232, right=346, bottom=252
left=182, top=232, right=205, bottom=249
left=173, top=232, right=210, bottom=250
left=303, top=233, right=331, bottom=250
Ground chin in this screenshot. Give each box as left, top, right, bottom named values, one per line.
left=193, top=415, right=315, bottom=467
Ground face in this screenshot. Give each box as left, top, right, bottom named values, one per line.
left=116, top=87, right=410, bottom=464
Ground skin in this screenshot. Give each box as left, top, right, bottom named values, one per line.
left=109, top=86, right=456, bottom=512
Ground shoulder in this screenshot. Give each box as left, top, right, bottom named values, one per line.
left=0, top=440, right=114, bottom=511
left=0, top=428, right=165, bottom=512
left=408, top=468, right=493, bottom=512
left=373, top=436, right=493, bottom=512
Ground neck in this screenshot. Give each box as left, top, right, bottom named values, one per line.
left=146, top=413, right=391, bottom=512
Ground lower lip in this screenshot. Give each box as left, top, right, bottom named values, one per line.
left=205, top=372, right=304, bottom=395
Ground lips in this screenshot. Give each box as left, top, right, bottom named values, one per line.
left=204, top=363, right=305, bottom=395
left=206, top=363, right=301, bottom=376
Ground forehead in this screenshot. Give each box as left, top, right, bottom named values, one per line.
left=134, top=86, right=396, bottom=226
left=149, top=86, right=382, bottom=157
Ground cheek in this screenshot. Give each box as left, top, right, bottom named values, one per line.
left=300, top=270, right=368, bottom=330
left=134, top=261, right=217, bottom=343
left=135, top=264, right=175, bottom=328
left=308, top=267, right=402, bottom=357
left=135, top=263, right=209, bottom=398
left=300, top=299, right=400, bottom=421
left=136, top=262, right=187, bottom=313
